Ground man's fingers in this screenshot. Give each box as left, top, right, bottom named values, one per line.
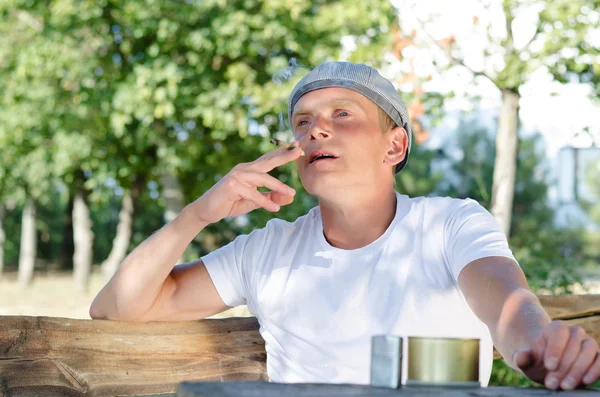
left=543, top=321, right=570, bottom=371
left=263, top=191, right=295, bottom=207
left=514, top=349, right=534, bottom=371
left=532, top=332, right=547, bottom=369
left=514, top=346, right=547, bottom=385
left=559, top=338, right=599, bottom=390
left=583, top=351, right=600, bottom=385
left=517, top=322, right=598, bottom=390
left=242, top=172, right=296, bottom=196
left=548, top=326, right=584, bottom=375
left=544, top=325, right=589, bottom=390
left=237, top=184, right=280, bottom=212
left=252, top=145, right=303, bottom=172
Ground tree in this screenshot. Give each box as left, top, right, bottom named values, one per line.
left=583, top=157, right=600, bottom=226
left=439, top=117, right=586, bottom=294
left=394, top=0, right=600, bottom=236
left=0, top=204, right=4, bottom=280
left=82, top=0, right=399, bottom=257
left=0, top=0, right=399, bottom=279
left=0, top=5, right=52, bottom=287
left=0, top=3, right=104, bottom=290
left=546, top=0, right=600, bottom=238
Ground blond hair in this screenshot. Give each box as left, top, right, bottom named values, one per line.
left=377, top=107, right=397, bottom=133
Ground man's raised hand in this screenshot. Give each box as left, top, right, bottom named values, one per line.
left=189, top=144, right=303, bottom=225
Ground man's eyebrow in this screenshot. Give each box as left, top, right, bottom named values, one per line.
left=292, top=109, right=312, bottom=117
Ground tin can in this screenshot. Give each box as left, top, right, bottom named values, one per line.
left=406, top=336, right=480, bottom=387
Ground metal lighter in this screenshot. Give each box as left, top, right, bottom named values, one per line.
left=370, top=335, right=403, bottom=389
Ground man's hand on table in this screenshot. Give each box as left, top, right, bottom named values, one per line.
left=513, top=320, right=600, bottom=390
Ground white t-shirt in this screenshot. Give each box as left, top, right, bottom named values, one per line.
left=202, top=192, right=516, bottom=386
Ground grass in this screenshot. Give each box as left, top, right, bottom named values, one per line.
left=0, top=269, right=105, bottom=318
left=0, top=267, right=252, bottom=319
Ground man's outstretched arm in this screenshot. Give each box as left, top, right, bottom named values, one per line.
left=458, top=256, right=600, bottom=390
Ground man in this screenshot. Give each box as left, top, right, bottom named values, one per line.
left=90, top=62, right=600, bottom=390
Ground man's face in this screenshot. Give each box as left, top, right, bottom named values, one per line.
left=291, top=87, right=394, bottom=196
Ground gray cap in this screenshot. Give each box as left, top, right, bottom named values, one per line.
left=288, top=61, right=412, bottom=173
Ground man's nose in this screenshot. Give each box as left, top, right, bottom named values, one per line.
left=309, top=117, right=332, bottom=140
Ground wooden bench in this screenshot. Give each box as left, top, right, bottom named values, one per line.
left=1, top=295, right=599, bottom=397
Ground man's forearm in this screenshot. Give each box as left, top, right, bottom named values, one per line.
left=90, top=205, right=209, bottom=320
left=494, top=288, right=552, bottom=369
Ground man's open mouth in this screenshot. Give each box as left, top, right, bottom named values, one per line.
left=309, top=151, right=339, bottom=164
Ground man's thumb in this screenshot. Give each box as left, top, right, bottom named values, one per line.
left=513, top=349, right=534, bottom=371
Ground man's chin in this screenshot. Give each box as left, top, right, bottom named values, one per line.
left=301, top=176, right=348, bottom=197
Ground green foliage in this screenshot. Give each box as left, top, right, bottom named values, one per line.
left=1, top=2, right=597, bottom=388
left=542, top=0, right=600, bottom=94
left=496, top=0, right=597, bottom=91
left=395, top=143, right=444, bottom=197
left=583, top=157, right=600, bottom=224
left=0, top=0, right=396, bottom=265
left=511, top=228, right=587, bottom=293
left=434, top=117, right=587, bottom=295
left=489, top=360, right=537, bottom=387
left=491, top=359, right=600, bottom=389
left=437, top=118, right=496, bottom=204
left=1, top=205, right=22, bottom=270
left=405, top=0, right=599, bottom=92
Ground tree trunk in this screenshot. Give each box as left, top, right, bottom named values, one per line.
left=490, top=89, right=519, bottom=237
left=73, top=191, right=94, bottom=293
left=161, top=171, right=185, bottom=224
left=18, top=197, right=37, bottom=289
left=60, top=194, right=75, bottom=270
left=101, top=191, right=134, bottom=282
left=573, top=147, right=580, bottom=202
left=160, top=171, right=185, bottom=264
left=0, top=204, right=5, bottom=282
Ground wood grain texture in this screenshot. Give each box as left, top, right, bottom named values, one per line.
left=538, top=295, right=600, bottom=320
left=0, top=295, right=598, bottom=396
left=492, top=295, right=600, bottom=360
left=0, top=316, right=267, bottom=397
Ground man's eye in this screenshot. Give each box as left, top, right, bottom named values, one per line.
left=297, top=120, right=308, bottom=127
left=338, top=111, right=349, bottom=117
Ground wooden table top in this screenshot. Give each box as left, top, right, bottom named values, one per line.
left=176, top=381, right=600, bottom=397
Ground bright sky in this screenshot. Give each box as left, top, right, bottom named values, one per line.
left=388, top=0, right=600, bottom=158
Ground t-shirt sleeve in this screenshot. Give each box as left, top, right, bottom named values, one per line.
left=201, top=223, right=271, bottom=308
left=443, top=199, right=517, bottom=282
left=201, top=232, right=252, bottom=308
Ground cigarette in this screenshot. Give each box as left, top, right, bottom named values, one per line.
left=270, top=138, right=305, bottom=156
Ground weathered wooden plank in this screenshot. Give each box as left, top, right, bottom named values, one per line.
left=1, top=295, right=599, bottom=397
left=176, top=381, right=599, bottom=397
left=538, top=295, right=600, bottom=320
left=0, top=316, right=267, bottom=397
left=492, top=295, right=600, bottom=360
left=493, top=315, right=600, bottom=360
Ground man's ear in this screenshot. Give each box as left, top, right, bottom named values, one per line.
left=383, top=125, right=408, bottom=168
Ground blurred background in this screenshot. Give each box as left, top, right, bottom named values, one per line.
left=0, top=0, right=599, bottom=386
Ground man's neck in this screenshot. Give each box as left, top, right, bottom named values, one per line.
left=318, top=188, right=397, bottom=250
